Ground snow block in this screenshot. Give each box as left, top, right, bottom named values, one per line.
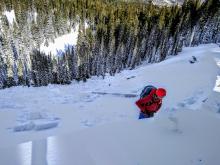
left=13, top=122, right=35, bottom=132
left=34, top=121, right=59, bottom=131
left=27, top=112, right=45, bottom=120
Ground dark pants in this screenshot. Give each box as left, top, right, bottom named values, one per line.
left=139, top=111, right=154, bottom=119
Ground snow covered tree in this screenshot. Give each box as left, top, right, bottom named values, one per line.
left=0, top=0, right=219, bottom=89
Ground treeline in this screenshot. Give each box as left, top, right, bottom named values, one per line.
left=0, top=0, right=219, bottom=89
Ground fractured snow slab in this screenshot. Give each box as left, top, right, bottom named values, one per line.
left=13, top=122, right=35, bottom=132
left=13, top=120, right=59, bottom=132
left=13, top=111, right=60, bottom=132
left=34, top=120, right=59, bottom=131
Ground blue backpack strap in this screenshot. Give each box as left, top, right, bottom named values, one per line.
left=140, top=85, right=156, bottom=99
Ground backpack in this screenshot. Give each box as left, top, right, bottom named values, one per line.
left=140, top=85, right=156, bottom=99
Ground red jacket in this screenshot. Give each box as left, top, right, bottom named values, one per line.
left=136, top=89, right=162, bottom=113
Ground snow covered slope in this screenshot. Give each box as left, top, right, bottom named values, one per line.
left=0, top=44, right=220, bottom=164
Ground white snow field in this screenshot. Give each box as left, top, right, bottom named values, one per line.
left=0, top=44, right=220, bottom=165
left=40, top=24, right=79, bottom=56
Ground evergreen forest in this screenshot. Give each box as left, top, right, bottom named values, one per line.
left=0, top=0, right=219, bottom=88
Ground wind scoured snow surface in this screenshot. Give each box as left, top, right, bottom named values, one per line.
left=0, top=44, right=220, bottom=165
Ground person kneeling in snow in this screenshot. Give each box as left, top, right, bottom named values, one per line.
left=136, top=85, right=166, bottom=119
